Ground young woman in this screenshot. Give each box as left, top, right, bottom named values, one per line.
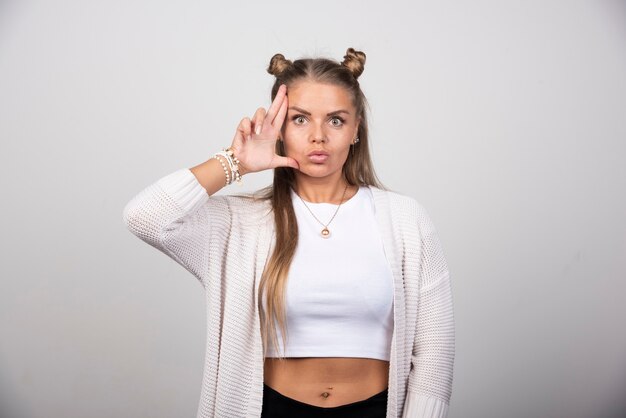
left=123, top=48, right=455, bottom=418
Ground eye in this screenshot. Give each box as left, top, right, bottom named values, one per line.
left=330, top=116, right=345, bottom=127
left=292, top=115, right=307, bottom=125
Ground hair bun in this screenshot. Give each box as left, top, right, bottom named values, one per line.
left=267, top=53, right=293, bottom=77
left=341, top=48, right=366, bottom=79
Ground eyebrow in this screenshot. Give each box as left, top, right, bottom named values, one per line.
left=288, top=106, right=351, bottom=116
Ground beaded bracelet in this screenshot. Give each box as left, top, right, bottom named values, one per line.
left=213, top=154, right=231, bottom=186
left=224, top=147, right=243, bottom=185
left=212, top=152, right=234, bottom=185
left=214, top=151, right=238, bottom=184
left=211, top=147, right=243, bottom=186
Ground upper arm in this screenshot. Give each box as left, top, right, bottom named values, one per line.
left=123, top=168, right=231, bottom=287
left=415, top=202, right=450, bottom=289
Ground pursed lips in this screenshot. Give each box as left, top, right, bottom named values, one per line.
left=307, top=150, right=330, bottom=163
left=307, top=150, right=329, bottom=156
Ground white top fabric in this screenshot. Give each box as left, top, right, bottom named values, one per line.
left=264, top=186, right=395, bottom=360
left=122, top=168, right=455, bottom=418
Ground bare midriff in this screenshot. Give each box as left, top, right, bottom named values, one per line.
left=263, top=357, right=389, bottom=407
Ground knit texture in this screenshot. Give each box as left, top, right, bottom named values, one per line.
left=122, top=168, right=455, bottom=418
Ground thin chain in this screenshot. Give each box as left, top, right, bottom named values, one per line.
left=295, top=183, right=350, bottom=229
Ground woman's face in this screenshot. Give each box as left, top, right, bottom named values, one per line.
left=281, top=80, right=360, bottom=181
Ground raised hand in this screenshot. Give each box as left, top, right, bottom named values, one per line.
left=230, top=84, right=299, bottom=175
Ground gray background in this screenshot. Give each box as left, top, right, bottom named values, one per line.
left=1, top=0, right=625, bottom=417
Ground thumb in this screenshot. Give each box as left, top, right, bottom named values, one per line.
left=274, top=156, right=300, bottom=170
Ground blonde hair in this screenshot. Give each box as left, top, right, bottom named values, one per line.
left=257, top=48, right=385, bottom=360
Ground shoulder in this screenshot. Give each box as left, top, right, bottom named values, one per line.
left=368, top=185, right=422, bottom=216
left=367, top=185, right=438, bottom=233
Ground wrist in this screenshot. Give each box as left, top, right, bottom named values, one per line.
left=212, top=147, right=244, bottom=186
left=228, top=146, right=254, bottom=176
left=238, top=162, right=251, bottom=176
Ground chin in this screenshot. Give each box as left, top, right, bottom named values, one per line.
left=297, top=164, right=339, bottom=178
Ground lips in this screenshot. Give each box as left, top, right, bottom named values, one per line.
left=307, top=150, right=329, bottom=157
left=307, top=150, right=329, bottom=163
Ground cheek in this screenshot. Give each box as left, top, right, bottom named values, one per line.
left=282, top=128, right=308, bottom=151
left=282, top=138, right=302, bottom=157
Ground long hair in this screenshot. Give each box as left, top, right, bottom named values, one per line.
left=257, top=48, right=386, bottom=360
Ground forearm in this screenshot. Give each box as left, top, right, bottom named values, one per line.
left=190, top=156, right=249, bottom=196
left=403, top=271, right=455, bottom=417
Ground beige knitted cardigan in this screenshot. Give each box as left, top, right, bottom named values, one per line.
left=123, top=168, right=455, bottom=418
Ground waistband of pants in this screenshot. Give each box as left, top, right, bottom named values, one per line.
left=262, top=383, right=388, bottom=410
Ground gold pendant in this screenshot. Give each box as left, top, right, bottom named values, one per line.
left=321, top=227, right=330, bottom=238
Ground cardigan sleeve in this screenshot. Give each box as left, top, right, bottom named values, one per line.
left=122, top=168, right=230, bottom=287
left=402, top=205, right=455, bottom=418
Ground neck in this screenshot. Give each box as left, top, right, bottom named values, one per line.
left=292, top=171, right=356, bottom=204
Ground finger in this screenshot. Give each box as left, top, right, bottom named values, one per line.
left=232, top=129, right=244, bottom=148
left=252, top=107, right=266, bottom=135
left=272, top=92, right=288, bottom=131
left=238, top=117, right=252, bottom=140
left=266, top=84, right=287, bottom=125
left=272, top=155, right=300, bottom=170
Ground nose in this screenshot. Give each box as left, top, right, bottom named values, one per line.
left=310, top=122, right=327, bottom=143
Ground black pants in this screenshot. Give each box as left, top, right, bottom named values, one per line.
left=260, top=383, right=388, bottom=418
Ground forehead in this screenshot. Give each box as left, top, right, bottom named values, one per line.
left=287, top=81, right=354, bottom=111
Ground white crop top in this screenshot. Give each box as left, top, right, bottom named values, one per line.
left=263, top=185, right=395, bottom=361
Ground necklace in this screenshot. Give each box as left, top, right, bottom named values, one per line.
left=295, top=183, right=350, bottom=238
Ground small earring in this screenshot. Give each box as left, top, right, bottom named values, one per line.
left=354, top=137, right=360, bottom=143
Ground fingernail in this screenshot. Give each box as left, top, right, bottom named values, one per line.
left=247, top=134, right=251, bottom=141
left=255, top=125, right=261, bottom=135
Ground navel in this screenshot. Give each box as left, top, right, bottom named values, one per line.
left=320, top=387, right=333, bottom=399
